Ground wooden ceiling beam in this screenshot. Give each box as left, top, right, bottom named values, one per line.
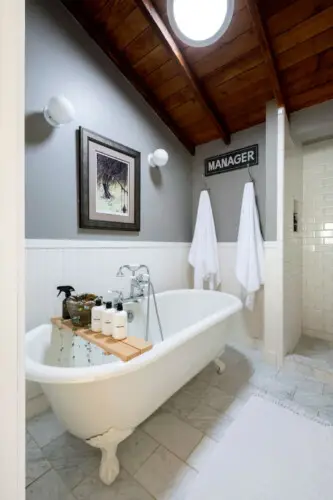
left=136, top=0, right=231, bottom=144
left=245, top=0, right=289, bottom=113
left=61, top=1, right=195, bottom=155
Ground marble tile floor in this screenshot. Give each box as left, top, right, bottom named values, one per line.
left=294, top=335, right=333, bottom=367
left=26, top=343, right=333, bottom=500
left=288, top=335, right=333, bottom=385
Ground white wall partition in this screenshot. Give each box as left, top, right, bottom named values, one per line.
left=302, top=139, right=333, bottom=341
left=264, top=105, right=285, bottom=366
left=263, top=106, right=303, bottom=364
left=283, top=119, right=303, bottom=355
left=0, top=0, right=25, bottom=497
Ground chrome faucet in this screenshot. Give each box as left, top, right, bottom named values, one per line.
left=115, top=264, right=151, bottom=302
left=112, top=264, right=164, bottom=342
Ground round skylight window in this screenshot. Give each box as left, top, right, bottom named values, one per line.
left=167, top=0, right=234, bottom=47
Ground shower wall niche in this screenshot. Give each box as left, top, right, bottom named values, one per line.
left=302, top=139, right=333, bottom=341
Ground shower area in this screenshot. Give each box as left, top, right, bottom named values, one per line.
left=288, top=137, right=333, bottom=376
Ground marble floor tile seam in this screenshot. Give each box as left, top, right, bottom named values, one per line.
left=68, top=433, right=199, bottom=498
left=25, top=465, right=53, bottom=490
left=293, top=355, right=333, bottom=371
left=122, top=428, right=164, bottom=476
left=51, top=428, right=161, bottom=496
left=26, top=430, right=157, bottom=496
left=143, top=406, right=212, bottom=449
left=140, top=443, right=199, bottom=475
left=39, top=432, right=81, bottom=455
left=277, top=365, right=326, bottom=387
left=28, top=420, right=67, bottom=451
left=71, top=467, right=156, bottom=500
left=157, top=392, right=243, bottom=445
left=133, top=443, right=198, bottom=499
left=122, top=473, right=158, bottom=500
left=61, top=457, right=159, bottom=499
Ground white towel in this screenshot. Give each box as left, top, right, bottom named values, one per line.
left=236, top=182, right=264, bottom=310
left=189, top=190, right=221, bottom=290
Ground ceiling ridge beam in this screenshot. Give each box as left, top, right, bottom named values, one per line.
left=136, top=0, right=231, bottom=144
left=245, top=0, right=289, bottom=114
left=61, top=1, right=195, bottom=155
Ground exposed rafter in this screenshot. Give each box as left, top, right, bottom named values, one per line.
left=136, top=0, right=231, bottom=144
left=245, top=0, right=288, bottom=113
left=61, top=0, right=196, bottom=155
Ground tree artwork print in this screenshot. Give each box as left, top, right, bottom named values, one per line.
left=79, top=127, right=140, bottom=231
left=96, top=153, right=129, bottom=216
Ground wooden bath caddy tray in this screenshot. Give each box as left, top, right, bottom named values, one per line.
left=51, top=318, right=153, bottom=362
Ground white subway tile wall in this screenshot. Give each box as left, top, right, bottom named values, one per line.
left=303, top=139, right=333, bottom=341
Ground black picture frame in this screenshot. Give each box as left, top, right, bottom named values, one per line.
left=79, top=127, right=141, bottom=231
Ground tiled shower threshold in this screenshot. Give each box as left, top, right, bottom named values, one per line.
left=287, top=336, right=333, bottom=385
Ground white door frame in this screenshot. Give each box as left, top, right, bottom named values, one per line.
left=0, top=0, right=25, bottom=498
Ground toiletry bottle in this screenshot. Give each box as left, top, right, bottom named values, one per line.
left=101, top=301, right=116, bottom=336
left=113, top=303, right=128, bottom=340
left=91, top=298, right=105, bottom=333
left=57, top=286, right=75, bottom=320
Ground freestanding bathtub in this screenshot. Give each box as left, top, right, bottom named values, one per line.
left=26, top=290, right=242, bottom=485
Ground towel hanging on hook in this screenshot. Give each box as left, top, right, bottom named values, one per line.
left=245, top=163, right=263, bottom=236
left=247, top=163, right=254, bottom=183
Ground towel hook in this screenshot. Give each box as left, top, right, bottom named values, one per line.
left=201, top=174, right=210, bottom=192
left=247, top=163, right=254, bottom=183
left=246, top=163, right=263, bottom=235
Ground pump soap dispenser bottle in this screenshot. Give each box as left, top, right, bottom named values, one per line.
left=91, top=298, right=105, bottom=333
left=113, top=303, right=128, bottom=340
left=57, top=286, right=75, bottom=320
left=101, top=301, right=116, bottom=336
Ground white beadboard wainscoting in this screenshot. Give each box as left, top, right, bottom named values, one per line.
left=25, top=239, right=277, bottom=418
left=25, top=240, right=192, bottom=331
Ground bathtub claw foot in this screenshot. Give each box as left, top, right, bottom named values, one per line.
left=86, top=427, right=133, bottom=485
left=214, top=358, right=226, bottom=374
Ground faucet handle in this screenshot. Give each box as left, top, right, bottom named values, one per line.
left=108, top=290, right=124, bottom=302
left=137, top=273, right=150, bottom=283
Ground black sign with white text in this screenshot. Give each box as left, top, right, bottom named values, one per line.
left=204, top=144, right=259, bottom=177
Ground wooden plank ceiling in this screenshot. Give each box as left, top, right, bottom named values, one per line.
left=61, top=0, right=333, bottom=154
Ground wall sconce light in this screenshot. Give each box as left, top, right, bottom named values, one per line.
left=148, top=149, right=169, bottom=168
left=43, top=95, right=75, bottom=127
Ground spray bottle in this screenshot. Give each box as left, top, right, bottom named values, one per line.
left=57, top=286, right=75, bottom=320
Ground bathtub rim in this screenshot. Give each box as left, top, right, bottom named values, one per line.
left=25, top=289, right=242, bottom=384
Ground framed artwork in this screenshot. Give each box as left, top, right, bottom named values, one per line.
left=79, top=127, right=141, bottom=231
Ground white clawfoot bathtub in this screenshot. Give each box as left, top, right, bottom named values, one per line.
left=26, top=290, right=242, bottom=485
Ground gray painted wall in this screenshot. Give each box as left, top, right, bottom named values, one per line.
left=291, top=98, right=333, bottom=144
left=192, top=123, right=266, bottom=242
left=25, top=0, right=192, bottom=241
left=265, top=101, right=278, bottom=241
